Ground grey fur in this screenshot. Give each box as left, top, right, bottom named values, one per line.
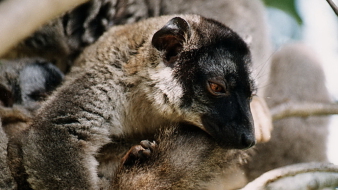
left=244, top=43, right=331, bottom=180
left=8, top=15, right=255, bottom=189
left=0, top=119, right=16, bottom=190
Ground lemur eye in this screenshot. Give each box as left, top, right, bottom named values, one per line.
left=210, top=82, right=223, bottom=92
left=208, top=81, right=226, bottom=95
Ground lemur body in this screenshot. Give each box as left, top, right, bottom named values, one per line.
left=9, top=15, right=255, bottom=189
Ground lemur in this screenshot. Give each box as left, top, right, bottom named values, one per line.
left=8, top=15, right=255, bottom=189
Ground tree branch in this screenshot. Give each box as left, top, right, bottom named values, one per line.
left=270, top=102, right=338, bottom=121
left=0, top=0, right=89, bottom=57
left=326, top=0, right=338, bottom=16
left=241, top=162, right=338, bottom=190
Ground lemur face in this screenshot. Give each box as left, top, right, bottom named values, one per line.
left=151, top=16, right=255, bottom=149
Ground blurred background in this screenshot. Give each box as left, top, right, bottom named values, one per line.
left=265, top=0, right=338, bottom=164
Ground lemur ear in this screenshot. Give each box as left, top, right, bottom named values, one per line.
left=152, top=17, right=191, bottom=65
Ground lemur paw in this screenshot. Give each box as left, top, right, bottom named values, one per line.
left=121, top=140, right=157, bottom=166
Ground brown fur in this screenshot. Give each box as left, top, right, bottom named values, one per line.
left=112, top=125, right=248, bottom=190
left=109, top=95, right=271, bottom=190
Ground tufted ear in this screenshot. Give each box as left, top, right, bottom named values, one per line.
left=151, top=17, right=191, bottom=65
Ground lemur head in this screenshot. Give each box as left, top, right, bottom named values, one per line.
left=147, top=16, right=255, bottom=149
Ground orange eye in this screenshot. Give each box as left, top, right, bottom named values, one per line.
left=208, top=81, right=226, bottom=95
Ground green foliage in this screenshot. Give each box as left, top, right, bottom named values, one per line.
left=263, top=0, right=302, bottom=24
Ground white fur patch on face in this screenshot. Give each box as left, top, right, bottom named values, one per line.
left=147, top=63, right=183, bottom=114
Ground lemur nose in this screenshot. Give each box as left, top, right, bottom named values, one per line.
left=240, top=133, right=256, bottom=149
